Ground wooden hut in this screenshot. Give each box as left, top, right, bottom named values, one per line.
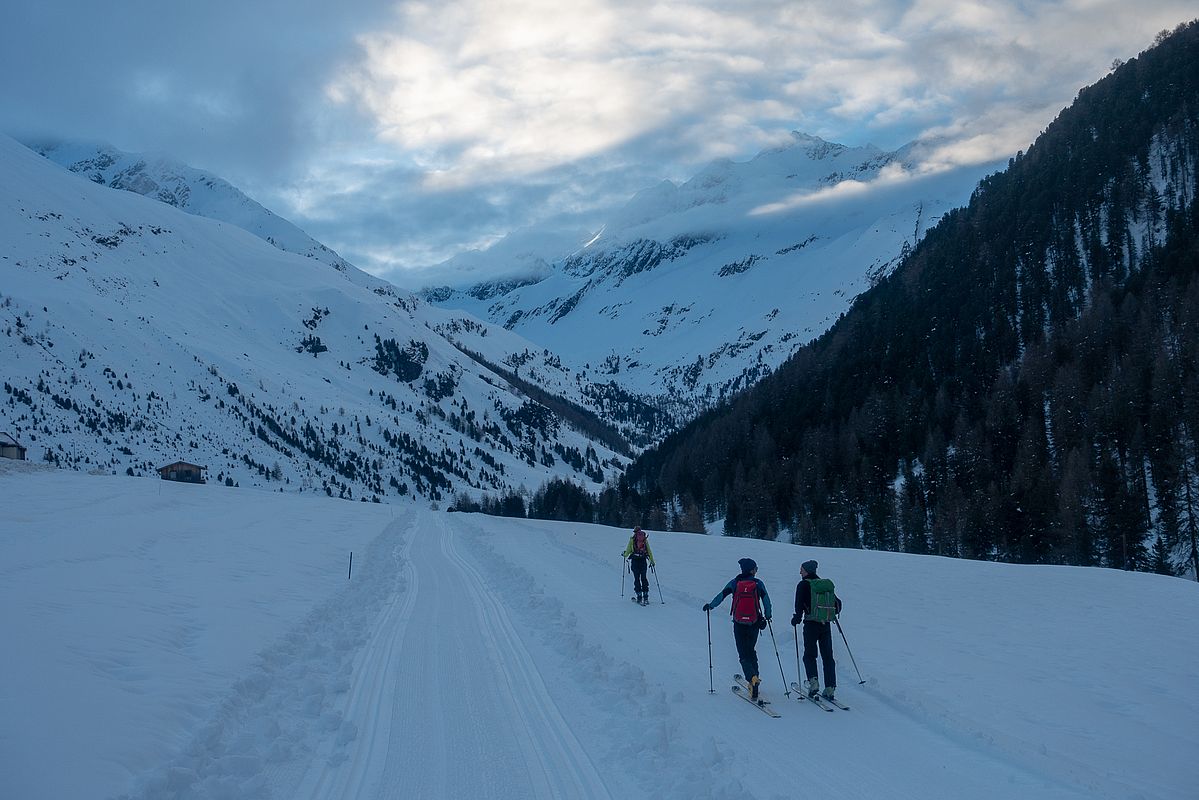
left=0, top=432, right=27, bottom=460
left=157, top=461, right=207, bottom=484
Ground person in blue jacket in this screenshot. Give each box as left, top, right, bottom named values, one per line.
left=703, top=558, right=772, bottom=698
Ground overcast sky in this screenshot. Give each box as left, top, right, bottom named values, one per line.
left=2, top=1, right=1194, bottom=289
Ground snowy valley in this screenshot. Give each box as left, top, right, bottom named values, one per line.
left=1, top=134, right=641, bottom=503
left=2, top=461, right=1195, bottom=800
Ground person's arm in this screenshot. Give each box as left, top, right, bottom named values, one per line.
left=621, top=536, right=633, bottom=558
left=645, top=541, right=655, bottom=565
left=705, top=579, right=735, bottom=609
left=835, top=594, right=843, bottom=615
left=798, top=580, right=811, bottom=619
left=758, top=579, right=772, bottom=620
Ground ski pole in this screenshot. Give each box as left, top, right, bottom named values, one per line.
left=835, top=619, right=867, bottom=684
left=650, top=562, right=665, bottom=604
left=621, top=557, right=627, bottom=597
left=766, top=620, right=790, bottom=697
left=706, top=607, right=715, bottom=694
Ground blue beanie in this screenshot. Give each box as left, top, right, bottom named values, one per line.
left=738, top=558, right=757, bottom=573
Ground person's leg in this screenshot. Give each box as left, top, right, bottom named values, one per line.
left=733, top=623, right=761, bottom=680
left=802, top=621, right=820, bottom=680
left=631, top=558, right=648, bottom=598
left=802, top=621, right=821, bottom=695
left=818, top=622, right=837, bottom=689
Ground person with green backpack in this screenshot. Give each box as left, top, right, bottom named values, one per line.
left=791, top=559, right=841, bottom=700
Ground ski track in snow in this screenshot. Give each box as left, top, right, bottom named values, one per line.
left=117, top=518, right=410, bottom=800
left=102, top=506, right=1188, bottom=800
left=293, top=510, right=610, bottom=800
left=457, top=517, right=1103, bottom=800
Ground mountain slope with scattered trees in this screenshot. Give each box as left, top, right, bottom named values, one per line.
left=618, top=21, right=1199, bottom=578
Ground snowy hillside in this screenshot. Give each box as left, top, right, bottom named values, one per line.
left=0, top=134, right=627, bottom=501
left=30, top=139, right=359, bottom=276
left=426, top=134, right=998, bottom=420
left=3, top=462, right=1195, bottom=800
left=23, top=137, right=666, bottom=450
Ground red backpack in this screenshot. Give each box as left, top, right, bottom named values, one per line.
left=731, top=579, right=760, bottom=625
left=632, top=529, right=648, bottom=555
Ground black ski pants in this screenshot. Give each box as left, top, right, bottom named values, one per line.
left=802, top=620, right=837, bottom=688
left=733, top=622, right=761, bottom=681
left=629, top=555, right=649, bottom=594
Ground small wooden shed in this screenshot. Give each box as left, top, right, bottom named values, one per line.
left=158, top=461, right=207, bottom=484
left=0, top=432, right=27, bottom=460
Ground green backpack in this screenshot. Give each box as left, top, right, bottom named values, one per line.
left=808, top=578, right=838, bottom=622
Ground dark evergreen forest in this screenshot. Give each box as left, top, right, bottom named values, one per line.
left=469, top=21, right=1199, bottom=578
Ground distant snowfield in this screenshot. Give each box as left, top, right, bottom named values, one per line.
left=2, top=463, right=1196, bottom=800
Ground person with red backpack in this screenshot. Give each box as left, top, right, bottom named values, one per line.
left=703, top=558, right=773, bottom=699
left=622, top=526, right=655, bottom=606
left=791, top=559, right=842, bottom=701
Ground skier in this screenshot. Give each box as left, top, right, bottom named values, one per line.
left=791, top=559, right=841, bottom=701
left=622, top=526, right=655, bottom=605
left=703, top=557, right=772, bottom=699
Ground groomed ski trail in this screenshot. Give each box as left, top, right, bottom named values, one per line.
left=296, top=511, right=610, bottom=800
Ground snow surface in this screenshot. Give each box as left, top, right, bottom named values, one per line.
left=2, top=462, right=1196, bottom=799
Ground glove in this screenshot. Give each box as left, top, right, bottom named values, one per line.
left=702, top=603, right=711, bottom=612
left=790, top=614, right=800, bottom=626
left=756, top=618, right=768, bottom=630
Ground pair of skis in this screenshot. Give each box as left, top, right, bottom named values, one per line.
left=790, top=682, right=850, bottom=711
left=729, top=674, right=851, bottom=716
left=731, top=674, right=781, bottom=717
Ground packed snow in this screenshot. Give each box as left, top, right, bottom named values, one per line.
left=2, top=461, right=1195, bottom=799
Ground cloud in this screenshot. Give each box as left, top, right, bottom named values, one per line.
left=3, top=0, right=1196, bottom=285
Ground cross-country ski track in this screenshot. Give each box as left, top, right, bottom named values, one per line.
left=3, top=468, right=1195, bottom=800
left=216, top=511, right=1135, bottom=799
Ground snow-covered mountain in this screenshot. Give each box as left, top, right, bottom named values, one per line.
left=31, top=138, right=358, bottom=275
left=0, top=134, right=630, bottom=502
left=425, top=133, right=1000, bottom=421
left=4, top=462, right=1195, bottom=799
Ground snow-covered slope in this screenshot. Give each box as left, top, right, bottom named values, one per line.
left=25, top=138, right=666, bottom=449
left=3, top=463, right=1194, bottom=800
left=426, top=134, right=998, bottom=420
left=30, top=139, right=358, bottom=275
left=0, top=134, right=626, bottom=501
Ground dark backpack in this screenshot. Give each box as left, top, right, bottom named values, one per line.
left=632, top=530, right=647, bottom=555
left=808, top=578, right=838, bottom=623
left=731, top=579, right=761, bottom=625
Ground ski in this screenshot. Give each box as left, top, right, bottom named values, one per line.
left=731, top=685, right=781, bottom=717
left=790, top=682, right=835, bottom=711
left=734, top=674, right=788, bottom=701
left=824, top=696, right=850, bottom=711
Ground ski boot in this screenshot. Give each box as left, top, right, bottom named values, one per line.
left=749, top=675, right=762, bottom=700
left=821, top=686, right=836, bottom=700
left=805, top=678, right=820, bottom=699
